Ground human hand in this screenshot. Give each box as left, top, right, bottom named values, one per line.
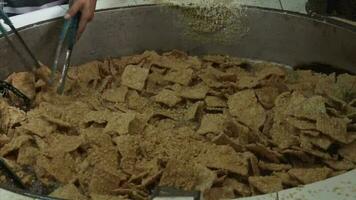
left=65, top=0, right=97, bottom=39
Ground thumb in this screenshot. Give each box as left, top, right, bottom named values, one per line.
left=64, top=1, right=83, bottom=19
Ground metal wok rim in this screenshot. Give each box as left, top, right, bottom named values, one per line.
left=4, top=3, right=355, bottom=34
left=0, top=3, right=355, bottom=200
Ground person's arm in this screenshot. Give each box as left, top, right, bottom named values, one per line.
left=64, top=0, right=97, bottom=39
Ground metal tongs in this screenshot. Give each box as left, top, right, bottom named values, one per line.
left=0, top=80, right=31, bottom=110
left=0, top=9, right=41, bottom=70
left=0, top=157, right=26, bottom=190
left=50, top=1, right=80, bottom=94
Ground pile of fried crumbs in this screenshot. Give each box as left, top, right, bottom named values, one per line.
left=0, top=50, right=355, bottom=200
left=155, top=0, right=249, bottom=43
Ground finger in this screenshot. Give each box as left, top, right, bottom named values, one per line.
left=87, top=0, right=96, bottom=21
left=65, top=0, right=84, bottom=19
left=76, top=22, right=87, bottom=40
left=84, top=9, right=94, bottom=22
left=89, top=0, right=97, bottom=19
left=76, top=14, right=88, bottom=40
left=77, top=1, right=95, bottom=38
left=87, top=0, right=96, bottom=19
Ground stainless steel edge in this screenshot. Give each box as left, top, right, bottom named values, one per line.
left=0, top=4, right=355, bottom=200
left=0, top=5, right=355, bottom=79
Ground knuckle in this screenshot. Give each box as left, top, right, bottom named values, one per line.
left=83, top=15, right=90, bottom=20
left=84, top=13, right=94, bottom=21
left=88, top=14, right=94, bottom=21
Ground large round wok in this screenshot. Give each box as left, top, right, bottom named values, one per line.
left=0, top=2, right=355, bottom=200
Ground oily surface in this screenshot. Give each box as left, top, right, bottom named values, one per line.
left=0, top=50, right=355, bottom=200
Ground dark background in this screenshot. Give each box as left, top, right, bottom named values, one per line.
left=306, top=0, right=356, bottom=20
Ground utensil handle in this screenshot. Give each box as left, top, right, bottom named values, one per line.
left=0, top=9, right=41, bottom=69
left=57, top=49, right=73, bottom=94
left=67, top=13, right=80, bottom=49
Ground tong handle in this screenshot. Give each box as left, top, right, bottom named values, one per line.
left=49, top=18, right=71, bottom=84
left=0, top=10, right=9, bottom=36
left=57, top=11, right=80, bottom=49
left=0, top=157, right=27, bottom=190
left=0, top=9, right=41, bottom=69
left=0, top=80, right=31, bottom=110
left=0, top=9, right=12, bottom=27
left=67, top=12, right=80, bottom=49
left=56, top=12, right=80, bottom=94
left=0, top=20, right=8, bottom=36
left=65, top=0, right=80, bottom=48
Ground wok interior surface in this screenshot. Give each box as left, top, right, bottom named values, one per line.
left=0, top=50, right=355, bottom=200
left=0, top=4, right=355, bottom=200
left=0, top=5, right=355, bottom=77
